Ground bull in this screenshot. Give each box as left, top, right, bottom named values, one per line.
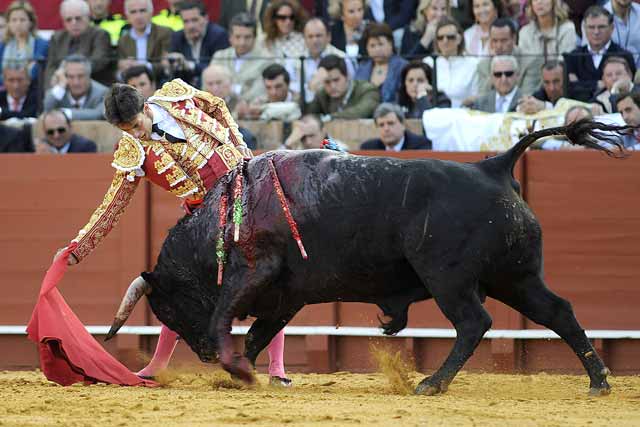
left=106, top=120, right=630, bottom=395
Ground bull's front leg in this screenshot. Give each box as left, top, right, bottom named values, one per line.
left=209, top=252, right=283, bottom=383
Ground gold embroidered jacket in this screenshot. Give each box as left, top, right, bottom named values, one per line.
left=70, top=79, right=248, bottom=262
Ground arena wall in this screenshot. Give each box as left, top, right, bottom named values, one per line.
left=1, top=152, right=639, bottom=375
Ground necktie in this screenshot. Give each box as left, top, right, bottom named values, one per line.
left=152, top=123, right=184, bottom=143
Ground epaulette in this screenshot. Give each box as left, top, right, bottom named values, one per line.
left=148, top=79, right=195, bottom=103
left=112, top=132, right=146, bottom=182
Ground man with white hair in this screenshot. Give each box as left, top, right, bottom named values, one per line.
left=471, top=55, right=523, bottom=113
left=45, top=0, right=114, bottom=87
left=117, top=0, right=172, bottom=77
left=201, top=63, right=239, bottom=113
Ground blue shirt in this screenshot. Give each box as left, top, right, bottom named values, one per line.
left=604, top=1, right=640, bottom=67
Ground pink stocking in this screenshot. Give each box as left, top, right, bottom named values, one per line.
left=136, top=324, right=179, bottom=377
left=267, top=329, right=286, bottom=378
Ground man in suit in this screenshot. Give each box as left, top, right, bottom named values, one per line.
left=307, top=55, right=380, bottom=119
left=564, top=5, right=636, bottom=102
left=615, top=91, right=640, bottom=149
left=45, top=0, right=115, bottom=88
left=361, top=103, right=431, bottom=151
left=35, top=109, right=97, bottom=154
left=218, top=0, right=271, bottom=31
left=517, top=60, right=566, bottom=114
left=211, top=13, right=268, bottom=103
left=0, top=62, right=39, bottom=120
left=167, top=1, right=229, bottom=87
left=43, top=55, right=108, bottom=121
left=117, top=0, right=172, bottom=78
left=472, top=55, right=523, bottom=113
left=474, top=18, right=543, bottom=99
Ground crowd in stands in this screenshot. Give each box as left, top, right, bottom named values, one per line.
left=0, top=0, right=639, bottom=154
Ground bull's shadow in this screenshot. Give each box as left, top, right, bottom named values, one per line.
left=108, top=120, right=630, bottom=396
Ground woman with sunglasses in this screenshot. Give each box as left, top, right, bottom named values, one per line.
left=260, top=0, right=308, bottom=59
left=0, top=1, right=48, bottom=86
left=355, top=22, right=408, bottom=103
left=518, top=0, right=576, bottom=61
left=424, top=17, right=479, bottom=107
left=397, top=61, right=451, bottom=118
left=464, top=0, right=504, bottom=57
left=400, top=0, right=451, bottom=58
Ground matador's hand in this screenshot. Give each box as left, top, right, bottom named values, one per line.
left=54, top=247, right=79, bottom=266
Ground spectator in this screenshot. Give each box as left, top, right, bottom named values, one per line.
left=117, top=0, right=172, bottom=78
left=307, top=54, right=380, bottom=119
left=0, top=122, right=32, bottom=152
left=365, top=0, right=419, bottom=38
left=615, top=91, right=640, bottom=149
left=475, top=18, right=543, bottom=97
left=293, top=17, right=351, bottom=103
left=283, top=113, right=330, bottom=149
left=35, top=109, right=97, bottom=154
left=260, top=0, right=308, bottom=59
left=355, top=23, right=407, bottom=103
left=360, top=102, right=432, bottom=150
left=211, top=13, right=268, bottom=104
left=201, top=64, right=257, bottom=149
left=0, top=1, right=48, bottom=87
left=237, top=63, right=301, bottom=120
left=218, top=0, right=272, bottom=32
left=593, top=56, right=635, bottom=113
left=167, top=1, right=229, bottom=87
left=43, top=54, right=108, bottom=121
left=201, top=63, right=240, bottom=113
left=604, top=0, right=640, bottom=68
left=45, top=0, right=114, bottom=88
left=471, top=55, right=523, bottom=112
left=0, top=14, right=6, bottom=41
left=465, top=0, right=504, bottom=57
left=518, top=0, right=576, bottom=61
left=564, top=5, right=636, bottom=102
left=397, top=61, right=451, bottom=118
left=88, top=0, right=127, bottom=46
left=329, top=0, right=368, bottom=67
left=540, top=105, right=592, bottom=150
left=151, top=0, right=183, bottom=31
left=517, top=60, right=565, bottom=114
left=424, top=17, right=479, bottom=107
left=122, top=65, right=156, bottom=99
left=400, top=0, right=450, bottom=58
left=0, top=61, right=38, bottom=120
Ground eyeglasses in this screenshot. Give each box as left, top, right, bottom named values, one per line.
left=46, top=127, right=67, bottom=136
left=493, top=71, right=515, bottom=78
left=586, top=24, right=610, bottom=32
left=436, top=34, right=457, bottom=41
left=64, top=16, right=85, bottom=23
left=275, top=14, right=294, bottom=21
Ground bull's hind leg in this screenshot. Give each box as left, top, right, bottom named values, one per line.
left=415, top=287, right=493, bottom=395
left=244, top=307, right=301, bottom=366
left=489, top=274, right=611, bottom=396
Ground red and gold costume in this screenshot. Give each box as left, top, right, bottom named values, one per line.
left=70, top=79, right=248, bottom=262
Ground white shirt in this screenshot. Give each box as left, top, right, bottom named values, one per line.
left=369, top=0, right=385, bottom=22
left=7, top=94, right=25, bottom=111
left=148, top=102, right=186, bottom=140
left=423, top=55, right=479, bottom=108
left=587, top=40, right=612, bottom=70
left=495, top=86, right=518, bottom=113
left=130, top=24, right=152, bottom=62
left=386, top=136, right=405, bottom=152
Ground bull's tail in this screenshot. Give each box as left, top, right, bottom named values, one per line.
left=491, top=119, right=633, bottom=176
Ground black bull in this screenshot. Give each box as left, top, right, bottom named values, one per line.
left=107, top=120, right=630, bottom=395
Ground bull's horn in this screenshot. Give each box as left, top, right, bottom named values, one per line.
left=104, top=276, right=151, bottom=341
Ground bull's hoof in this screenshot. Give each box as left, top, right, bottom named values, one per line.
left=589, top=368, right=611, bottom=397
left=415, top=377, right=449, bottom=396
left=222, top=354, right=255, bottom=385
left=589, top=386, right=611, bottom=397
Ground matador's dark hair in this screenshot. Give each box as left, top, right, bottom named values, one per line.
left=104, top=83, right=145, bottom=125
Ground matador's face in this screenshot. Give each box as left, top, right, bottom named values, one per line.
left=118, top=104, right=153, bottom=140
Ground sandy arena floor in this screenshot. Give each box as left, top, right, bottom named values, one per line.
left=1, top=364, right=639, bottom=427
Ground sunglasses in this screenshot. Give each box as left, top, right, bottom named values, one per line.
left=436, top=34, right=457, bottom=41
left=46, top=127, right=67, bottom=136
left=493, top=71, right=515, bottom=78
left=275, top=14, right=294, bottom=21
